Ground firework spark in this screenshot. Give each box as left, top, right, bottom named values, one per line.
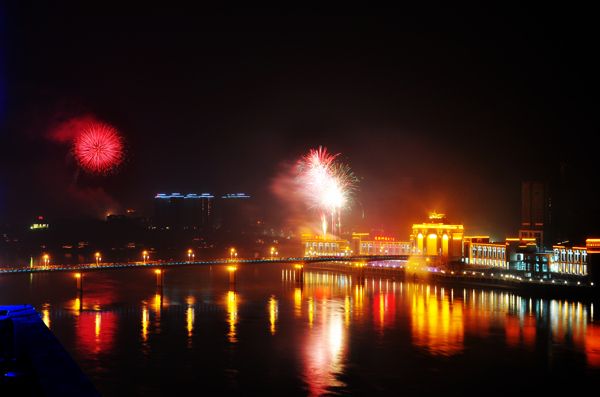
left=297, top=147, right=359, bottom=236
left=72, top=124, right=125, bottom=175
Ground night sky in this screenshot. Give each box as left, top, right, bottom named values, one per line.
left=0, top=3, right=596, bottom=240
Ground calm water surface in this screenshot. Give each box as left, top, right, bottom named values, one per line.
left=1, top=262, right=600, bottom=395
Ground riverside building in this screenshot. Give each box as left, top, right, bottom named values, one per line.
left=410, top=212, right=464, bottom=260
left=300, top=233, right=412, bottom=257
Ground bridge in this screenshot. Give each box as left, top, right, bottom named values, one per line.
left=0, top=255, right=413, bottom=275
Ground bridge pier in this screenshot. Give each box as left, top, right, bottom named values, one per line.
left=229, top=266, right=237, bottom=284
left=294, top=265, right=304, bottom=284
left=75, top=273, right=83, bottom=291
left=156, top=269, right=164, bottom=287
left=356, top=264, right=366, bottom=284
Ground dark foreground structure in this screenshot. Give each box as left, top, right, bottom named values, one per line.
left=1, top=305, right=99, bottom=396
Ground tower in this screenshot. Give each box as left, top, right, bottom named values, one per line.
left=519, top=182, right=552, bottom=250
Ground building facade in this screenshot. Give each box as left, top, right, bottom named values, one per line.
left=520, top=181, right=552, bottom=249
left=410, top=212, right=464, bottom=259
left=351, top=233, right=412, bottom=256
left=154, top=193, right=213, bottom=229
left=462, top=235, right=595, bottom=281
left=301, top=234, right=347, bottom=256
left=463, top=236, right=508, bottom=269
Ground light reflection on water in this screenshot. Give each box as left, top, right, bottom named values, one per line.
left=226, top=289, right=237, bottom=343
left=1, top=263, right=600, bottom=395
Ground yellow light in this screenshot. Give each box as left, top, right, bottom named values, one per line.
left=155, top=270, right=161, bottom=274
left=75, top=273, right=81, bottom=278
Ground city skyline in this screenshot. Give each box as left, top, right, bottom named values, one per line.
left=1, top=4, right=597, bottom=242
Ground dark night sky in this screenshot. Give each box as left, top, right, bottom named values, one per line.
left=0, top=3, right=597, bottom=241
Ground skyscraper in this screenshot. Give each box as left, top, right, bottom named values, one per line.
left=154, top=193, right=213, bottom=229
left=216, top=193, right=253, bottom=233
left=519, top=182, right=551, bottom=249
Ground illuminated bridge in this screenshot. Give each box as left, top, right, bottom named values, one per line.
left=0, top=255, right=414, bottom=276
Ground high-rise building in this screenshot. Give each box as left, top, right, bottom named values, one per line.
left=216, top=193, right=253, bottom=232
left=154, top=193, right=213, bottom=229
left=185, top=194, right=212, bottom=228
left=519, top=182, right=551, bottom=250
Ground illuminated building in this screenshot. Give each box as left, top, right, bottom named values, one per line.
left=463, top=236, right=508, bottom=268
left=410, top=212, right=464, bottom=259
left=350, top=233, right=412, bottom=256
left=507, top=238, right=555, bottom=278
left=463, top=235, right=597, bottom=281
left=154, top=193, right=213, bottom=229
left=301, top=233, right=412, bottom=257
left=551, top=239, right=597, bottom=278
left=301, top=234, right=347, bottom=256
left=464, top=236, right=558, bottom=278
left=519, top=182, right=552, bottom=249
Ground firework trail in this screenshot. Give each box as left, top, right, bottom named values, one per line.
left=297, top=147, right=359, bottom=236
left=72, top=123, right=125, bottom=176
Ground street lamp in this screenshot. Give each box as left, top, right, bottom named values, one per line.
left=271, top=247, right=275, bottom=260
left=188, top=249, right=193, bottom=262
left=95, top=252, right=100, bottom=266
left=44, top=254, right=49, bottom=268
left=143, top=251, right=148, bottom=265
left=230, top=248, right=235, bottom=261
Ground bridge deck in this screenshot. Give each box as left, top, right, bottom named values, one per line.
left=0, top=256, right=413, bottom=275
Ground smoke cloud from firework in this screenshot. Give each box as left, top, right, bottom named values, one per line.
left=297, top=147, right=359, bottom=236
left=46, top=114, right=100, bottom=144
left=33, top=114, right=126, bottom=220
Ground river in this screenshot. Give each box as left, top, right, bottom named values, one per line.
left=1, top=262, right=599, bottom=395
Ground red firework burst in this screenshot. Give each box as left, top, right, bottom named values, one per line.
left=72, top=124, right=125, bottom=175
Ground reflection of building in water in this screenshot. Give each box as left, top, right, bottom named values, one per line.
left=504, top=313, right=536, bottom=347
left=584, top=321, right=600, bottom=368
left=373, top=292, right=395, bottom=332
left=301, top=296, right=346, bottom=396
left=411, top=285, right=464, bottom=356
